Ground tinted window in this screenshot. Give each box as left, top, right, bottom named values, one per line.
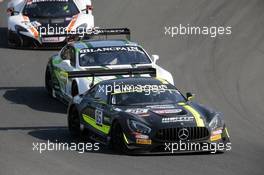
left=94, top=88, right=108, bottom=103
left=22, top=0, right=79, bottom=18
left=112, top=89, right=185, bottom=106
left=69, top=47, right=76, bottom=66
left=87, top=86, right=97, bottom=98
left=61, top=47, right=70, bottom=60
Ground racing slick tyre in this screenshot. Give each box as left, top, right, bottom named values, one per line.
left=45, top=66, right=53, bottom=97
left=111, top=122, right=130, bottom=155
left=7, top=30, right=21, bottom=48
left=7, top=30, right=30, bottom=48
left=71, top=82, right=79, bottom=97
left=68, top=107, right=82, bottom=138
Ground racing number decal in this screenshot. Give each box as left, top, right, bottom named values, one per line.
left=95, top=108, right=103, bottom=126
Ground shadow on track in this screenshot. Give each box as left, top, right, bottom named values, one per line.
left=27, top=128, right=117, bottom=155
left=1, top=86, right=67, bottom=114
left=0, top=27, right=8, bottom=48
left=1, top=86, right=216, bottom=157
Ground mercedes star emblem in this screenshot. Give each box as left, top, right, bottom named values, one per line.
left=178, top=128, right=189, bottom=140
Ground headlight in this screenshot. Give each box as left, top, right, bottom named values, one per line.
left=15, top=25, right=28, bottom=32
left=129, top=120, right=151, bottom=134
left=209, top=113, right=224, bottom=131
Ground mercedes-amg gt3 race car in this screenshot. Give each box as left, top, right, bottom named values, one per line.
left=7, top=0, right=94, bottom=48
left=45, top=28, right=174, bottom=104
left=67, top=70, right=230, bottom=154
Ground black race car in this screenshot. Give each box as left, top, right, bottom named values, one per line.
left=67, top=68, right=230, bottom=154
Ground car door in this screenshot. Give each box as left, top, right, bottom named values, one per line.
left=53, top=45, right=76, bottom=96
left=81, top=85, right=111, bottom=136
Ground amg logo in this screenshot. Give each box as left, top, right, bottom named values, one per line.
left=162, top=116, right=194, bottom=123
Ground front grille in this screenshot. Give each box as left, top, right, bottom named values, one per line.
left=155, top=127, right=210, bottom=142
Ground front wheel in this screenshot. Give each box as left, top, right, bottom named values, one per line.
left=111, top=122, right=130, bottom=154
left=7, top=30, right=21, bottom=48
left=45, top=66, right=53, bottom=97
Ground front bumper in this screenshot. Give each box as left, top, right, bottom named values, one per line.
left=8, top=30, right=80, bottom=49
left=125, top=138, right=231, bottom=154
left=123, top=127, right=231, bottom=154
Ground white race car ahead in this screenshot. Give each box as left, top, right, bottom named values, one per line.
left=7, top=0, right=94, bottom=48
left=45, top=28, right=175, bottom=104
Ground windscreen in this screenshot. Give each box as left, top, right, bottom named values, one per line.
left=22, top=0, right=79, bottom=18
left=112, top=89, right=186, bottom=106
left=79, top=46, right=152, bottom=67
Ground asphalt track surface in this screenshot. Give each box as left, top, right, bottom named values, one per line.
left=0, top=0, right=264, bottom=175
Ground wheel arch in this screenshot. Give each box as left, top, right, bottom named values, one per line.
left=71, top=80, right=79, bottom=97
left=67, top=104, right=81, bottom=122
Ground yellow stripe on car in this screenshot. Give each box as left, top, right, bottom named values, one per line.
left=225, top=128, right=230, bottom=138
left=59, top=71, right=68, bottom=80
left=156, top=77, right=169, bottom=84
left=123, top=133, right=129, bottom=144
left=82, top=114, right=110, bottom=134
left=179, top=103, right=205, bottom=127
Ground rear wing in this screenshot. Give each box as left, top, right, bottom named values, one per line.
left=69, top=28, right=131, bottom=41
left=67, top=67, right=156, bottom=86
left=91, top=28, right=131, bottom=40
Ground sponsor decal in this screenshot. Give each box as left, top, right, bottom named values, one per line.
left=147, top=104, right=175, bottom=109
left=29, top=0, right=68, bottom=3
left=153, top=108, right=183, bottom=114
left=31, top=21, right=42, bottom=28
left=138, top=114, right=150, bottom=117
left=65, top=17, right=72, bottom=21
left=80, top=46, right=142, bottom=54
left=113, top=107, right=122, bottom=112
left=136, top=139, right=152, bottom=145
left=162, top=116, right=194, bottom=123
left=126, top=108, right=148, bottom=115
left=134, top=133, right=149, bottom=139
left=95, top=108, right=103, bottom=126
left=210, top=129, right=223, bottom=141
left=42, top=37, right=60, bottom=43
left=210, top=134, right=222, bottom=142
left=82, top=114, right=110, bottom=134
left=212, top=129, right=222, bottom=135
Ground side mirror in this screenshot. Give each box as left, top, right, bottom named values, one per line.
left=186, top=92, right=195, bottom=101
left=151, top=55, right=159, bottom=64
left=94, top=96, right=101, bottom=100
left=7, top=7, right=14, bottom=16
left=82, top=5, right=93, bottom=14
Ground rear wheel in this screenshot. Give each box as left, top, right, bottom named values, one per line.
left=68, top=107, right=81, bottom=138
left=45, top=66, right=53, bottom=97
left=111, top=122, right=130, bottom=154
left=71, top=82, right=79, bottom=97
